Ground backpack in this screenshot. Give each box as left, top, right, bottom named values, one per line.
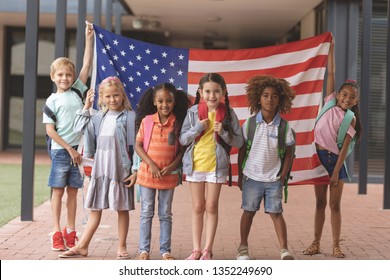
left=43, top=87, right=86, bottom=157
left=242, top=115, right=296, bottom=203
left=197, top=102, right=233, bottom=186
left=315, top=98, right=356, bottom=157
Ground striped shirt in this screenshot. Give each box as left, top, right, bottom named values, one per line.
left=136, top=113, right=178, bottom=189
left=242, top=112, right=295, bottom=182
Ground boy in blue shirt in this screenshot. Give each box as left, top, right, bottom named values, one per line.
left=42, top=22, right=94, bottom=251
left=236, top=75, right=296, bottom=260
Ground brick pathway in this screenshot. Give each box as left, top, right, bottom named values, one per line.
left=0, top=151, right=389, bottom=260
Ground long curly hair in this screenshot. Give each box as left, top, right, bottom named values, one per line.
left=135, top=83, right=191, bottom=141
left=338, top=81, right=362, bottom=140
left=245, top=75, right=296, bottom=115
left=194, top=73, right=235, bottom=138
left=97, top=76, right=132, bottom=112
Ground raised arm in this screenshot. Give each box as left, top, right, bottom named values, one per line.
left=326, top=34, right=335, bottom=96
left=78, top=21, right=94, bottom=84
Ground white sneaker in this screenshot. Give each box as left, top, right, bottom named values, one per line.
left=236, top=244, right=250, bottom=260
left=280, top=249, right=294, bottom=260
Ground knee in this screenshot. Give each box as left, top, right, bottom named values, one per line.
left=329, top=201, right=341, bottom=212
left=141, top=203, right=155, bottom=219
left=242, top=210, right=256, bottom=220
left=193, top=203, right=205, bottom=215
left=270, top=212, right=283, bottom=221
left=315, top=199, right=327, bottom=210
left=66, top=187, right=78, bottom=196
left=205, top=201, right=218, bottom=215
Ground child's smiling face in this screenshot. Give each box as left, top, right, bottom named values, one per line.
left=336, top=85, right=359, bottom=110
left=101, top=85, right=125, bottom=112
left=154, top=89, right=175, bottom=120
left=199, top=81, right=226, bottom=112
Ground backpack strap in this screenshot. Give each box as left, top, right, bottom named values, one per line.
left=278, top=118, right=296, bottom=203
left=315, top=98, right=336, bottom=124
left=43, top=105, right=57, bottom=123
left=195, top=102, right=226, bottom=142
left=337, top=109, right=354, bottom=149
left=143, top=115, right=154, bottom=152
left=278, top=118, right=288, bottom=158
left=71, top=86, right=87, bottom=104
left=126, top=111, right=135, bottom=163
left=242, top=115, right=257, bottom=169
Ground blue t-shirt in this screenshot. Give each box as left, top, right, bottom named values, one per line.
left=42, top=78, right=87, bottom=149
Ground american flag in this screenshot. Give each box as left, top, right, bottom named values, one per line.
left=91, top=24, right=331, bottom=186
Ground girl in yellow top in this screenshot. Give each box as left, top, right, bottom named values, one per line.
left=180, top=73, right=244, bottom=260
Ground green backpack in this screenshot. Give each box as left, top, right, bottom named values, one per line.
left=242, top=115, right=296, bottom=203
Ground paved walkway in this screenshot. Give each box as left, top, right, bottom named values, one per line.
left=0, top=151, right=389, bottom=260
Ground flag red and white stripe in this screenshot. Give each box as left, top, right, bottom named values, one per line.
left=92, top=24, right=331, bottom=186
left=187, top=32, right=332, bottom=185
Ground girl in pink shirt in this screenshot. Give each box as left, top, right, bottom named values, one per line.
left=303, top=36, right=362, bottom=258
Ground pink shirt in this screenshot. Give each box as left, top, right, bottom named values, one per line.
left=314, top=93, right=356, bottom=155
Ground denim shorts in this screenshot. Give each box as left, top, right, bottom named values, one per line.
left=317, top=150, right=348, bottom=180
left=241, top=176, right=283, bottom=213
left=48, top=148, right=83, bottom=188
left=186, top=171, right=226, bottom=184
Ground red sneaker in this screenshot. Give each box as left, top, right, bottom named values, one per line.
left=51, top=231, right=66, bottom=251
left=62, top=227, right=78, bottom=249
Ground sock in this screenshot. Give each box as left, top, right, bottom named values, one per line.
left=66, top=227, right=75, bottom=234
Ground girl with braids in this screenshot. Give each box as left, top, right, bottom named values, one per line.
left=134, top=83, right=190, bottom=260
left=303, top=36, right=362, bottom=258
left=180, top=73, right=244, bottom=260
left=236, top=74, right=296, bottom=260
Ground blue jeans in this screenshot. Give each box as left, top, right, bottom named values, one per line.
left=241, top=176, right=283, bottom=214
left=139, top=186, right=175, bottom=255
left=48, top=148, right=83, bottom=188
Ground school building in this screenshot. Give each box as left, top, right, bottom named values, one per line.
left=0, top=0, right=387, bottom=187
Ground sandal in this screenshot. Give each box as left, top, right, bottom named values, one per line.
left=117, top=251, right=131, bottom=260
left=302, top=240, right=321, bottom=255
left=185, top=249, right=202, bottom=260
left=199, top=249, right=212, bottom=260
left=333, top=240, right=346, bottom=258
left=162, top=252, right=175, bottom=260
left=58, top=248, right=88, bottom=258
left=137, top=251, right=150, bottom=260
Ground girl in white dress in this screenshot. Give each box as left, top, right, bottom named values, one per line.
left=60, top=76, right=136, bottom=259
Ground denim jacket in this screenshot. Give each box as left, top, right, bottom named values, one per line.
left=179, top=104, right=244, bottom=177
left=73, top=109, right=135, bottom=171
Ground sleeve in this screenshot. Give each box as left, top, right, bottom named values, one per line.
left=72, top=78, right=88, bottom=96
left=218, top=109, right=244, bottom=148
left=324, top=92, right=336, bottom=103
left=42, top=97, right=55, bottom=124
left=241, top=119, right=248, bottom=141
left=136, top=119, right=145, bottom=144
left=131, top=151, right=142, bottom=172
left=79, top=113, right=98, bottom=158
left=347, top=119, right=357, bottom=138
left=73, top=109, right=91, bottom=134
left=179, top=108, right=205, bottom=146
